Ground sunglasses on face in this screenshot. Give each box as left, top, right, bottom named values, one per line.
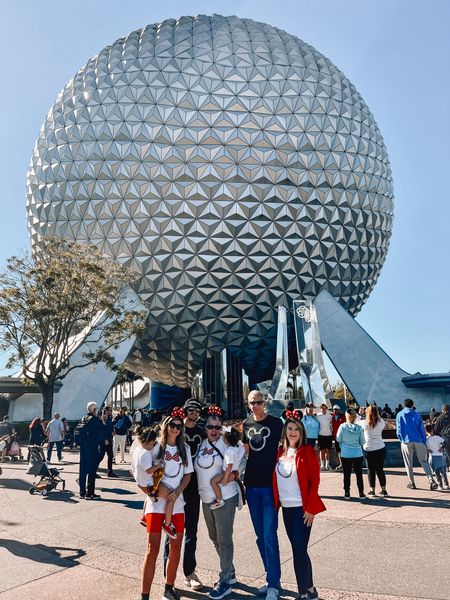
left=187, top=408, right=199, bottom=413
left=249, top=400, right=264, bottom=406
left=168, top=422, right=182, bottom=430
left=206, top=425, right=222, bottom=431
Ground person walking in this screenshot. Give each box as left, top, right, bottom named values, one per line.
left=140, top=408, right=193, bottom=600
left=433, top=404, right=450, bottom=471
left=301, top=404, right=320, bottom=448
left=78, top=402, right=105, bottom=499
left=336, top=409, right=366, bottom=500
left=273, top=411, right=325, bottom=600
left=195, top=407, right=244, bottom=599
left=243, top=390, right=283, bottom=600
left=426, top=424, right=449, bottom=489
left=316, top=404, right=333, bottom=470
left=113, top=406, right=132, bottom=464
left=98, top=406, right=117, bottom=477
left=331, top=405, right=345, bottom=470
left=28, top=417, right=46, bottom=446
left=396, top=398, right=438, bottom=490
left=46, top=413, right=65, bottom=462
left=360, top=405, right=388, bottom=496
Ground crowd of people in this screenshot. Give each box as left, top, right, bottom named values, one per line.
left=2, top=397, right=449, bottom=599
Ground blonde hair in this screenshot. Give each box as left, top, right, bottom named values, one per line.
left=346, top=408, right=357, bottom=423
left=157, top=416, right=188, bottom=466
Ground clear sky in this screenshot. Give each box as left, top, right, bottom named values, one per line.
left=1, top=0, right=449, bottom=379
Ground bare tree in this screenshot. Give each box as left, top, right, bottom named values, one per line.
left=0, top=237, right=147, bottom=419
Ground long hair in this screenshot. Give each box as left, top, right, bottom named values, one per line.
left=281, top=418, right=307, bottom=454
left=29, top=417, right=42, bottom=429
left=366, top=404, right=380, bottom=429
left=158, top=416, right=188, bottom=466
left=346, top=408, right=357, bottom=423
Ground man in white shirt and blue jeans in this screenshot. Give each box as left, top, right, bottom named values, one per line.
left=46, top=413, right=65, bottom=462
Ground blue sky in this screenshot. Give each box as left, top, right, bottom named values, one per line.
left=1, top=0, right=449, bottom=378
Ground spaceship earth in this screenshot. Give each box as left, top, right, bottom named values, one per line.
left=26, top=15, right=394, bottom=387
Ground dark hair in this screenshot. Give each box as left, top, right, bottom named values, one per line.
left=223, top=427, right=240, bottom=447
left=345, top=408, right=357, bottom=423
left=135, top=426, right=158, bottom=445
left=425, top=423, right=434, bottom=434
left=29, top=417, right=42, bottom=429
left=404, top=399, right=414, bottom=409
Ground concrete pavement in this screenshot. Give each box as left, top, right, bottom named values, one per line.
left=1, top=448, right=449, bottom=600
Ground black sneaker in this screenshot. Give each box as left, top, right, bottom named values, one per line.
left=163, top=587, right=181, bottom=600
left=368, top=489, right=376, bottom=497
left=379, top=489, right=389, bottom=497
left=307, top=587, right=319, bottom=600
left=407, top=482, right=416, bottom=490
left=344, top=493, right=350, bottom=500
left=79, top=493, right=86, bottom=499
left=86, top=493, right=101, bottom=500
left=429, top=480, right=438, bottom=491
left=359, top=493, right=367, bottom=499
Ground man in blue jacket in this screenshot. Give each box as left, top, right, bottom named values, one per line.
left=396, top=398, right=437, bottom=490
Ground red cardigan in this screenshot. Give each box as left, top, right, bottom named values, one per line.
left=272, top=445, right=326, bottom=515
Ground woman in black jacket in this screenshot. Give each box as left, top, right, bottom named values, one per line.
left=29, top=417, right=46, bottom=445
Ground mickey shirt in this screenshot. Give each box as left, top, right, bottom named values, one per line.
left=243, top=414, right=283, bottom=487
left=145, top=443, right=193, bottom=515
left=184, top=423, right=205, bottom=495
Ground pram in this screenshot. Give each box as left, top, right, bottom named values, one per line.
left=0, top=434, right=24, bottom=462
left=26, top=445, right=65, bottom=496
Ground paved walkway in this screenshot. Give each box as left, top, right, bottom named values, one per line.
left=1, top=448, right=449, bottom=600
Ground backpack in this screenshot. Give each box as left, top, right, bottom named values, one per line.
left=74, top=417, right=92, bottom=447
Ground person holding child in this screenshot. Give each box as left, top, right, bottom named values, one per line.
left=195, top=406, right=245, bottom=600
left=210, top=426, right=244, bottom=510
left=139, top=407, right=193, bottom=600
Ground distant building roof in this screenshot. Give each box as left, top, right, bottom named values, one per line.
left=402, top=373, right=450, bottom=389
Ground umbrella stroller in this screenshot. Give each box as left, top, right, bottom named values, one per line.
left=27, top=445, right=65, bottom=496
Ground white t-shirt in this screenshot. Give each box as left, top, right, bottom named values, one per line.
left=131, top=445, right=154, bottom=487
left=360, top=419, right=386, bottom=451
left=275, top=448, right=302, bottom=507
left=133, top=410, right=142, bottom=424
left=195, top=437, right=240, bottom=504
left=46, top=419, right=65, bottom=442
left=426, top=435, right=445, bottom=456
left=316, top=412, right=332, bottom=436
left=144, top=443, right=193, bottom=515
left=223, top=442, right=244, bottom=471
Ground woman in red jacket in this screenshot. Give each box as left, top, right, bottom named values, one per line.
left=272, top=410, right=326, bottom=600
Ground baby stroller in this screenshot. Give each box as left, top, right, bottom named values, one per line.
left=27, top=445, right=65, bottom=496
left=0, top=434, right=24, bottom=462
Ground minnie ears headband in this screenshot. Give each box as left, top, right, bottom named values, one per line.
left=170, top=406, right=186, bottom=419
left=284, top=409, right=303, bottom=421
left=207, top=405, right=225, bottom=417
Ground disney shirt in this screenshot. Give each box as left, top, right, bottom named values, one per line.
left=144, top=443, right=193, bottom=515
left=195, top=437, right=240, bottom=504
left=275, top=447, right=302, bottom=507
left=243, top=414, right=283, bottom=487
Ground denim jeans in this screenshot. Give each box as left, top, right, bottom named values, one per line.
left=47, top=440, right=63, bottom=462
left=246, top=486, right=281, bottom=589
left=431, top=455, right=449, bottom=487
left=282, top=506, right=313, bottom=594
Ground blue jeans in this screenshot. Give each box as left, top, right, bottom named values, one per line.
left=282, top=506, right=313, bottom=594
left=431, top=455, right=449, bottom=487
left=47, top=440, right=63, bottom=461
left=246, top=486, right=281, bottom=589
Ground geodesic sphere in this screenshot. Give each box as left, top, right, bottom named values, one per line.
left=26, top=14, right=394, bottom=387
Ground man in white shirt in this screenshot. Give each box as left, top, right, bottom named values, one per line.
left=46, top=413, right=65, bottom=462
left=316, top=404, right=333, bottom=470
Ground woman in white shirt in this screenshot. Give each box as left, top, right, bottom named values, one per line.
left=141, top=408, right=193, bottom=600
left=360, top=404, right=388, bottom=497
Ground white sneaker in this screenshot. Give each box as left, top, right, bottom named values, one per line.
left=185, top=572, right=203, bottom=591
left=257, top=585, right=269, bottom=596
left=265, top=588, right=279, bottom=600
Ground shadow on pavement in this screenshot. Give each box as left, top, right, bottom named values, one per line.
left=0, top=538, right=86, bottom=567
left=321, top=494, right=450, bottom=509
left=104, top=498, right=143, bottom=510
left=0, top=478, right=32, bottom=491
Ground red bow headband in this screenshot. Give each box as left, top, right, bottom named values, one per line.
left=207, top=405, right=223, bottom=416
left=171, top=406, right=186, bottom=419
left=285, top=409, right=302, bottom=421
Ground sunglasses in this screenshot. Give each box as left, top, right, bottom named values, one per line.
left=206, top=425, right=222, bottom=431
left=168, top=422, right=182, bottom=430
left=249, top=400, right=264, bottom=406
left=187, top=408, right=199, bottom=413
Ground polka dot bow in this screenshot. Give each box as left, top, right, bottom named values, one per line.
left=207, top=405, right=223, bottom=417
left=171, top=406, right=186, bottom=419
left=285, top=409, right=302, bottom=421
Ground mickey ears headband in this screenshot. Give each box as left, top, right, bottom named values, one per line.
left=285, top=409, right=302, bottom=421
left=207, top=405, right=224, bottom=417
left=170, top=406, right=186, bottom=419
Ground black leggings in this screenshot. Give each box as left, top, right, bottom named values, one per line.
left=341, top=456, right=364, bottom=494
left=366, top=447, right=386, bottom=488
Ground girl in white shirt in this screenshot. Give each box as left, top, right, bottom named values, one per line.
left=360, top=405, right=388, bottom=496
left=210, top=427, right=244, bottom=510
